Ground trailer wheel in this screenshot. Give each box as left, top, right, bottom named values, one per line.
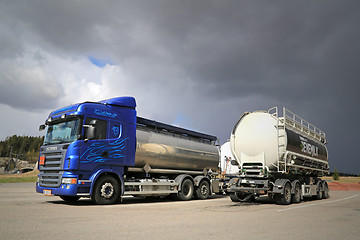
left=60, top=196, right=80, bottom=203
left=177, top=179, right=194, bottom=201
left=322, top=181, right=330, bottom=199
left=92, top=175, right=120, bottom=205
left=291, top=183, right=301, bottom=203
left=314, top=181, right=323, bottom=200
left=275, top=182, right=291, bottom=205
left=195, top=180, right=210, bottom=199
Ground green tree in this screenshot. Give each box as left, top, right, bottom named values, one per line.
left=0, top=135, right=43, bottom=162
left=333, top=168, right=340, bottom=181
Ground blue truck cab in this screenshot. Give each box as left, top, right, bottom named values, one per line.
left=36, top=97, right=137, bottom=204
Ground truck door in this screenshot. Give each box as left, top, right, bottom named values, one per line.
left=107, top=120, right=128, bottom=166
left=79, top=117, right=109, bottom=171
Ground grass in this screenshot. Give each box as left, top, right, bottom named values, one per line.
left=0, top=170, right=39, bottom=183
left=321, top=176, right=360, bottom=184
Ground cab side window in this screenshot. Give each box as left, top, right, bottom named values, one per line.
left=85, top=117, right=107, bottom=139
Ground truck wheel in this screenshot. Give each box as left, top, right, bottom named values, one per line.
left=291, top=183, right=301, bottom=203
left=275, top=182, right=291, bottom=205
left=177, top=179, right=194, bottom=201
left=92, top=175, right=120, bottom=205
left=60, top=196, right=80, bottom=203
left=314, top=181, right=323, bottom=200
left=195, top=180, right=210, bottom=199
left=322, top=181, right=330, bottom=199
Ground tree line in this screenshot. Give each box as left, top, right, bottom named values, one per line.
left=0, top=135, right=44, bottom=163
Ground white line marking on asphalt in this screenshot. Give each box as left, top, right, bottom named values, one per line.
left=278, top=194, right=360, bottom=212
left=104, top=197, right=226, bottom=208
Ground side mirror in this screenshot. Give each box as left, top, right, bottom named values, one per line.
left=231, top=160, right=239, bottom=166
left=84, top=120, right=97, bottom=140
left=39, top=124, right=46, bottom=131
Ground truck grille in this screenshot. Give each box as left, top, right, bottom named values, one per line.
left=39, top=148, right=65, bottom=188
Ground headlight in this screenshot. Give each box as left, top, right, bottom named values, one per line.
left=61, top=178, right=77, bottom=184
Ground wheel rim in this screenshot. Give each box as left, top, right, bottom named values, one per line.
left=284, top=184, right=291, bottom=202
left=101, top=182, right=114, bottom=199
left=183, top=184, right=191, bottom=197
left=317, top=182, right=323, bottom=199
left=200, top=184, right=208, bottom=196
left=294, top=184, right=301, bottom=202
left=323, top=183, right=329, bottom=198
left=295, top=187, right=299, bottom=197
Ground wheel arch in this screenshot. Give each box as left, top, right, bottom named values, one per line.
left=193, top=175, right=210, bottom=187
left=272, top=178, right=291, bottom=195
left=89, top=170, right=124, bottom=197
left=174, top=174, right=194, bottom=191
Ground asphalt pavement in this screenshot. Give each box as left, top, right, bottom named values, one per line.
left=1, top=182, right=359, bottom=240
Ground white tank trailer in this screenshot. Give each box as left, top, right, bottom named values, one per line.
left=228, top=107, right=330, bottom=205
left=220, top=141, right=239, bottom=177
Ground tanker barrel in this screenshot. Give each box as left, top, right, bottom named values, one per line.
left=230, top=107, right=328, bottom=173
left=133, top=117, right=220, bottom=173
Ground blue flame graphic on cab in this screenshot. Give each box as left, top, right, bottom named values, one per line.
left=80, top=138, right=127, bottom=163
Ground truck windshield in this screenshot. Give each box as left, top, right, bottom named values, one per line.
left=44, top=118, right=81, bottom=145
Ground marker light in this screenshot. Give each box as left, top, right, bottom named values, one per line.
left=39, top=156, right=45, bottom=165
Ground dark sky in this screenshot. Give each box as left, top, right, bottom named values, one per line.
left=0, top=0, right=359, bottom=174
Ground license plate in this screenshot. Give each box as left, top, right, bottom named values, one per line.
left=43, top=189, right=52, bottom=196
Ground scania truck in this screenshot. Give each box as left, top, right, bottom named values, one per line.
left=36, top=97, right=221, bottom=204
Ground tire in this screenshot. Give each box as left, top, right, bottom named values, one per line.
left=92, top=175, right=120, bottom=205
left=291, top=183, right=301, bottom=203
left=314, top=181, right=323, bottom=200
left=195, top=180, right=210, bottom=200
left=60, top=196, right=80, bottom=203
left=229, top=192, right=253, bottom=202
left=322, top=181, right=330, bottom=199
left=275, top=182, right=292, bottom=205
left=229, top=192, right=242, bottom=202
left=177, top=178, right=194, bottom=201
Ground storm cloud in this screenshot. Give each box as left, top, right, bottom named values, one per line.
left=0, top=0, right=359, bottom=174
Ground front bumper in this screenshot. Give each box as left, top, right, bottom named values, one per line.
left=36, top=179, right=92, bottom=196
left=36, top=182, right=79, bottom=196
left=227, top=178, right=269, bottom=194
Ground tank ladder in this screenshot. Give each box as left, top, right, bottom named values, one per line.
left=268, top=107, right=287, bottom=173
